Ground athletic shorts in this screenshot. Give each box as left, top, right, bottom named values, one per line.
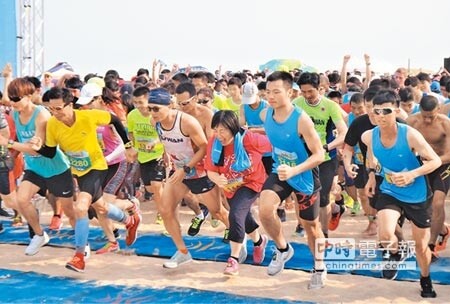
left=75, top=169, right=107, bottom=203
left=139, top=158, right=166, bottom=186
left=427, top=164, right=450, bottom=194
left=182, top=176, right=215, bottom=194
left=23, top=169, right=74, bottom=198
left=263, top=173, right=320, bottom=221
left=373, top=193, right=432, bottom=229
left=0, top=170, right=14, bottom=195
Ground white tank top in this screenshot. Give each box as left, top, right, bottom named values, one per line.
left=157, top=111, right=206, bottom=179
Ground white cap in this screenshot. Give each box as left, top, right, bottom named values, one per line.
left=76, top=83, right=102, bottom=105
left=242, top=82, right=258, bottom=104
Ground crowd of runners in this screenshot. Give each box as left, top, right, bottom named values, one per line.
left=0, top=54, right=449, bottom=298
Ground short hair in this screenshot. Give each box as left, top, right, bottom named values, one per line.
left=47, top=87, right=74, bottom=105
left=232, top=72, right=247, bottom=85
left=398, top=87, right=414, bottom=102
left=257, top=81, right=267, bottom=91
left=64, top=77, right=83, bottom=90
left=42, top=90, right=51, bottom=102
left=416, top=72, right=431, bottom=83
left=24, top=76, right=41, bottom=89
left=175, top=82, right=196, bottom=97
left=327, top=91, right=342, bottom=99
left=440, top=75, right=450, bottom=87
left=227, top=77, right=242, bottom=88
left=363, top=85, right=381, bottom=103
left=420, top=95, right=439, bottom=111
left=84, top=73, right=98, bottom=83
left=161, top=81, right=176, bottom=95
left=405, top=76, right=419, bottom=87
left=267, top=71, right=293, bottom=88
left=197, top=87, right=214, bottom=99
left=211, top=110, right=240, bottom=137
left=134, top=76, right=148, bottom=88
left=205, top=72, right=216, bottom=84
left=350, top=92, right=364, bottom=104
left=191, top=71, right=207, bottom=82
left=172, top=73, right=190, bottom=84
left=328, top=72, right=340, bottom=84
left=137, top=68, right=149, bottom=77
left=7, top=78, right=36, bottom=98
left=132, top=86, right=150, bottom=98
left=105, top=69, right=120, bottom=80
left=297, top=72, right=320, bottom=89
left=372, top=89, right=399, bottom=106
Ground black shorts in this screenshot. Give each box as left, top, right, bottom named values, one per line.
left=353, top=164, right=368, bottom=189
left=75, top=169, right=107, bottom=203
left=139, top=158, right=166, bottom=186
left=369, top=175, right=383, bottom=209
left=262, top=173, right=320, bottom=221
left=262, top=156, right=273, bottom=176
left=23, top=169, right=74, bottom=198
left=428, top=164, right=450, bottom=194
left=0, top=170, right=14, bottom=195
left=318, top=157, right=339, bottom=207
left=373, top=193, right=432, bottom=229
left=182, top=176, right=215, bottom=194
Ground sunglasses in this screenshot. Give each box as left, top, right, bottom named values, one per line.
left=48, top=103, right=70, bottom=112
left=373, top=108, right=394, bottom=115
left=177, top=96, right=195, bottom=106
left=8, top=96, right=23, bottom=102
left=197, top=99, right=211, bottom=105
left=148, top=106, right=162, bottom=112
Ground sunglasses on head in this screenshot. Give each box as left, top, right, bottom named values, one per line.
left=197, top=99, right=210, bottom=105
left=8, top=96, right=23, bottom=102
left=373, top=108, right=394, bottom=115
left=148, top=106, right=161, bottom=112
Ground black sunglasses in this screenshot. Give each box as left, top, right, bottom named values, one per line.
left=373, top=108, right=394, bottom=115
left=8, top=96, right=23, bottom=102
left=148, top=106, right=161, bottom=112
left=197, top=99, right=210, bottom=105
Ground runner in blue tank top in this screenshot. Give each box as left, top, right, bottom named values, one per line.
left=362, top=90, right=441, bottom=298
left=258, top=71, right=326, bottom=290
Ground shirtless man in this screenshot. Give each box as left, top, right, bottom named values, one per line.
left=407, top=95, right=450, bottom=259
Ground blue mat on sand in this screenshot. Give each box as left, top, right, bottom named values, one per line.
left=1, top=220, right=449, bottom=285
left=0, top=268, right=307, bottom=303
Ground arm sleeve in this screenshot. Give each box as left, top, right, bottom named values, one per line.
left=36, top=145, right=57, bottom=158
left=109, top=114, right=130, bottom=146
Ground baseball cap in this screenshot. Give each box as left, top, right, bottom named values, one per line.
left=148, top=88, right=171, bottom=105
left=430, top=81, right=441, bottom=94
left=242, top=82, right=258, bottom=104
left=292, top=83, right=300, bottom=91
left=87, top=76, right=106, bottom=88
left=76, top=83, right=103, bottom=105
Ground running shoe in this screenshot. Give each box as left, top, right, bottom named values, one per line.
left=267, top=243, right=294, bottom=276
left=381, top=251, right=405, bottom=280
left=66, top=253, right=85, bottom=273
left=328, top=205, right=346, bottom=231
left=163, top=251, right=192, bottom=269
left=293, top=224, right=305, bottom=237
left=187, top=217, right=205, bottom=236
left=308, top=268, right=327, bottom=289
left=435, top=225, right=449, bottom=252
left=222, top=228, right=230, bottom=244
left=125, top=213, right=141, bottom=246
left=25, top=231, right=50, bottom=256
left=350, top=200, right=360, bottom=216
left=238, top=236, right=247, bottom=264
left=420, top=276, right=437, bottom=298
left=96, top=241, right=119, bottom=254
left=155, top=213, right=164, bottom=225
left=253, top=235, right=268, bottom=265
left=12, top=215, right=23, bottom=227
left=0, top=207, right=12, bottom=217
left=223, top=257, right=239, bottom=276
left=49, top=215, right=62, bottom=230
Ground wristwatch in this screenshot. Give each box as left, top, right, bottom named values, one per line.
left=323, top=144, right=329, bottom=152
left=367, top=168, right=376, bottom=174
left=183, top=165, right=191, bottom=174
left=7, top=139, right=14, bottom=149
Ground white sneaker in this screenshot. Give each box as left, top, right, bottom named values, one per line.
left=84, top=243, right=91, bottom=260
left=25, top=231, right=50, bottom=256
left=308, top=268, right=327, bottom=289
left=267, top=243, right=294, bottom=276
left=163, top=251, right=192, bottom=269
left=238, top=235, right=248, bottom=264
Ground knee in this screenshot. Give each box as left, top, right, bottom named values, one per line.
left=378, top=230, right=392, bottom=242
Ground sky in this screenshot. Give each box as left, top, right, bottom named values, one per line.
left=43, top=0, right=450, bottom=80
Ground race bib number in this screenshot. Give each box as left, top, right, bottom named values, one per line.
left=274, top=147, right=298, bottom=167
left=66, top=151, right=92, bottom=171
left=224, top=176, right=244, bottom=192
